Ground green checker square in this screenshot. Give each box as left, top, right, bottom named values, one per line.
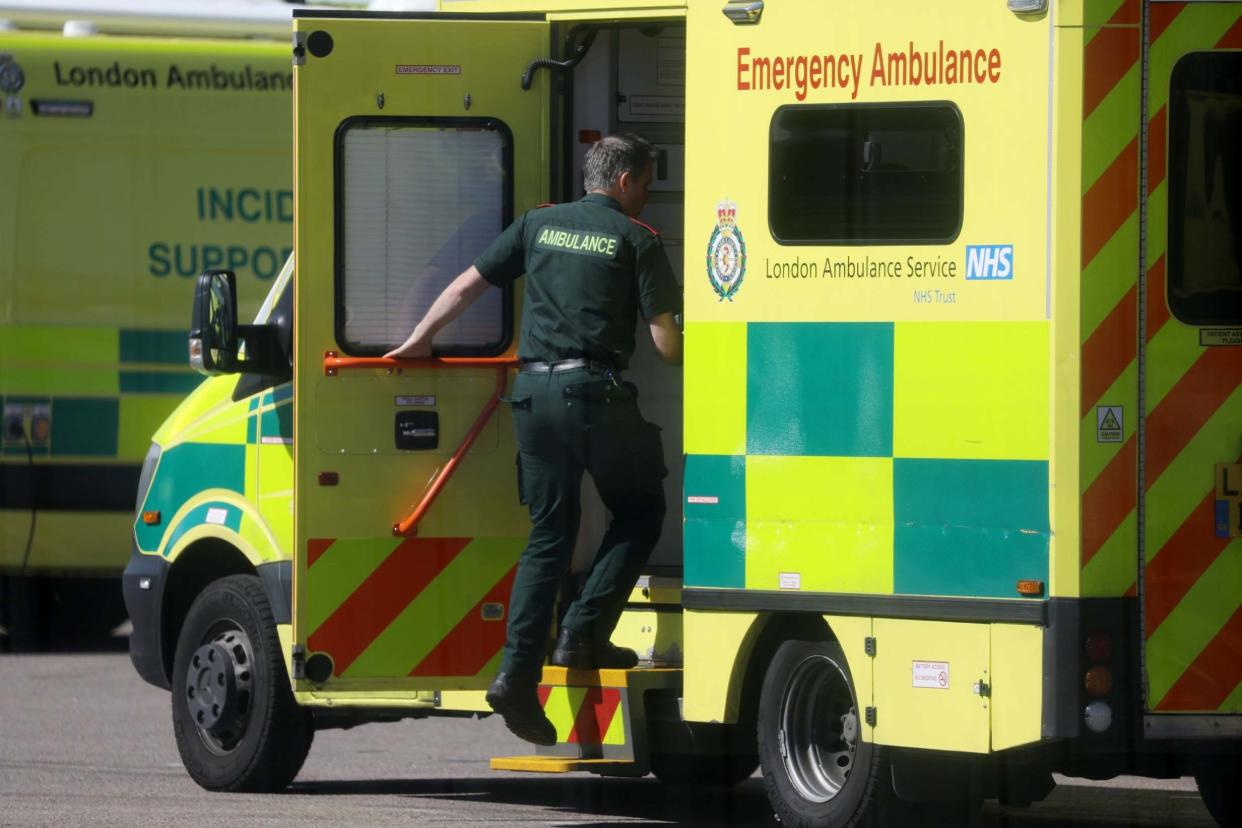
left=893, top=458, right=1050, bottom=599
left=747, top=323, right=894, bottom=457
left=50, top=398, right=119, bottom=456
left=683, top=454, right=746, bottom=589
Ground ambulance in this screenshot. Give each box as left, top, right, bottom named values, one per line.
left=0, top=2, right=294, bottom=646
left=124, top=0, right=1242, bottom=825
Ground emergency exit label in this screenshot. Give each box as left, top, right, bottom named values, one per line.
left=912, top=661, right=950, bottom=689
left=1215, top=464, right=1242, bottom=539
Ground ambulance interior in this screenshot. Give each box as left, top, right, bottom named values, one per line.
left=558, top=24, right=688, bottom=578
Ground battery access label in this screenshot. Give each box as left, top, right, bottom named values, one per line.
left=912, top=660, right=950, bottom=689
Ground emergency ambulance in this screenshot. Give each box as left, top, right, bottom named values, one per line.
left=0, top=2, right=294, bottom=647
left=125, top=0, right=1242, bottom=825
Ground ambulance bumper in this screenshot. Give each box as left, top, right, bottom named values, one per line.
left=122, top=544, right=170, bottom=691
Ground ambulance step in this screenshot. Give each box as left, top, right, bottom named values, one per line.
left=489, top=756, right=641, bottom=775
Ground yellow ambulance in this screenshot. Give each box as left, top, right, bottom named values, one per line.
left=0, top=2, right=293, bottom=646
left=126, top=0, right=1242, bottom=825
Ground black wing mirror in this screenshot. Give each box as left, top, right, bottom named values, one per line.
left=190, top=269, right=240, bottom=375
left=190, top=269, right=286, bottom=377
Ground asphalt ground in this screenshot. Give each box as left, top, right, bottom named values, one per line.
left=0, top=651, right=1218, bottom=827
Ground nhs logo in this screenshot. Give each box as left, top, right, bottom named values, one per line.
left=965, top=245, right=1014, bottom=280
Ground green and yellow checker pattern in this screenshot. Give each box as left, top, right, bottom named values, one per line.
left=133, top=378, right=290, bottom=566
left=683, top=320, right=1051, bottom=599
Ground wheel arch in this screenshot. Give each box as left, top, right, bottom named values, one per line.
left=732, top=612, right=835, bottom=733
left=160, top=538, right=257, bottom=685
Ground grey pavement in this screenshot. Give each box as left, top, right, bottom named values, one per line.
left=0, top=653, right=1217, bottom=827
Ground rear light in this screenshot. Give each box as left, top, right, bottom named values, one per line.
left=1084, top=666, right=1113, bottom=697
left=1085, top=631, right=1113, bottom=662
left=1084, top=700, right=1113, bottom=733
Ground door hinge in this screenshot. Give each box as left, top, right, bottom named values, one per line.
left=291, top=643, right=306, bottom=680
left=865, top=706, right=877, bottom=727
left=864, top=636, right=877, bottom=657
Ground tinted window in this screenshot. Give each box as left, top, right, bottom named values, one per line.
left=336, top=119, right=512, bottom=354
left=1167, top=52, right=1242, bottom=326
left=770, top=103, right=963, bottom=245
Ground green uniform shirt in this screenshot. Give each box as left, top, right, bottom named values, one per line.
left=474, top=193, right=681, bottom=370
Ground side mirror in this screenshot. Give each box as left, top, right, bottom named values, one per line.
left=190, top=269, right=240, bottom=375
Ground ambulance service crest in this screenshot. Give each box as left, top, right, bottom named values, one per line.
left=706, top=199, right=746, bottom=301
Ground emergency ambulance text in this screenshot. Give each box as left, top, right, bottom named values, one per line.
left=737, top=41, right=1002, bottom=101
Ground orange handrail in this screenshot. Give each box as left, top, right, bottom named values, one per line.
left=320, top=352, right=518, bottom=537
left=323, top=352, right=517, bottom=375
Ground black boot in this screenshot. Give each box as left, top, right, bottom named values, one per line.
left=550, top=626, right=639, bottom=670
left=485, top=672, right=557, bottom=746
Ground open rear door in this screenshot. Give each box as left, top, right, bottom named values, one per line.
left=1140, top=1, right=1242, bottom=727
left=292, top=11, right=548, bottom=693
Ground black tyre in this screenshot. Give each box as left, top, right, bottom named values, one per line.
left=757, top=639, right=894, bottom=828
left=1196, top=760, right=1242, bottom=828
left=650, top=750, right=759, bottom=787
left=171, top=574, right=312, bottom=792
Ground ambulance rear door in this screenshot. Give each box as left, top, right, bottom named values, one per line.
left=1139, top=1, right=1242, bottom=731
left=291, top=11, right=548, bottom=694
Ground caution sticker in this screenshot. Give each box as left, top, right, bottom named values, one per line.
left=1096, top=405, right=1123, bottom=443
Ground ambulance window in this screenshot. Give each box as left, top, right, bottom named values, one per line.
left=769, top=103, right=963, bottom=244
left=336, top=120, right=512, bottom=355
left=1167, top=52, right=1242, bottom=326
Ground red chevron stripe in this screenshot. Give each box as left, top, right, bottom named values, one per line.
left=307, top=538, right=334, bottom=569
left=567, top=687, right=622, bottom=746
left=1144, top=488, right=1236, bottom=637
left=307, top=537, right=471, bottom=675
left=409, top=565, right=517, bottom=677
left=1156, top=603, right=1242, bottom=711
left=1082, top=436, right=1137, bottom=566
left=537, top=685, right=553, bottom=707
left=1147, top=106, right=1167, bottom=196
left=1083, top=11, right=1140, bottom=119
left=1146, top=255, right=1170, bottom=339
left=1081, top=286, right=1137, bottom=417
left=1148, top=3, right=1186, bottom=45
left=1219, top=14, right=1242, bottom=48
left=1145, top=349, right=1242, bottom=490
left=1082, top=138, right=1138, bottom=269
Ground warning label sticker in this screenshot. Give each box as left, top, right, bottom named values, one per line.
left=1096, top=406, right=1123, bottom=443
left=912, top=660, right=950, bottom=689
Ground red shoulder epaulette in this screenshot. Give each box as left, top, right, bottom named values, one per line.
left=536, top=202, right=557, bottom=209
left=628, top=216, right=660, bottom=236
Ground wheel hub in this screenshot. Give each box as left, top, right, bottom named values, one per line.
left=779, top=654, right=858, bottom=804
left=183, top=629, right=255, bottom=751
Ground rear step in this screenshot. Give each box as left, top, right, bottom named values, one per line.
left=490, top=665, right=682, bottom=777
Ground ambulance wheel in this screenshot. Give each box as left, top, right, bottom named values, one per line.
left=1195, top=759, right=1242, bottom=828
left=171, top=574, right=312, bottom=792
left=757, top=639, right=891, bottom=828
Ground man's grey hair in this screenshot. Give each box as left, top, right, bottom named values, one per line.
left=583, top=133, right=657, bottom=192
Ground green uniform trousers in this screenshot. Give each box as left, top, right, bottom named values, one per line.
left=501, top=366, right=667, bottom=682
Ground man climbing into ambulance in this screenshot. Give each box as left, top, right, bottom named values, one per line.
left=386, top=133, right=683, bottom=745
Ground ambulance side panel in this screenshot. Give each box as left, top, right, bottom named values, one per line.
left=0, top=32, right=292, bottom=577
left=681, top=0, right=1055, bottom=752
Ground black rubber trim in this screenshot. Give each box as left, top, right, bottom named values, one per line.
left=680, top=588, right=1048, bottom=625
left=257, top=560, right=292, bottom=626
left=121, top=546, right=170, bottom=690
left=2, top=463, right=141, bottom=512
left=1042, top=597, right=1080, bottom=740
left=294, top=10, right=545, bottom=21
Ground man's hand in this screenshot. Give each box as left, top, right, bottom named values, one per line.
left=383, top=336, right=432, bottom=359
